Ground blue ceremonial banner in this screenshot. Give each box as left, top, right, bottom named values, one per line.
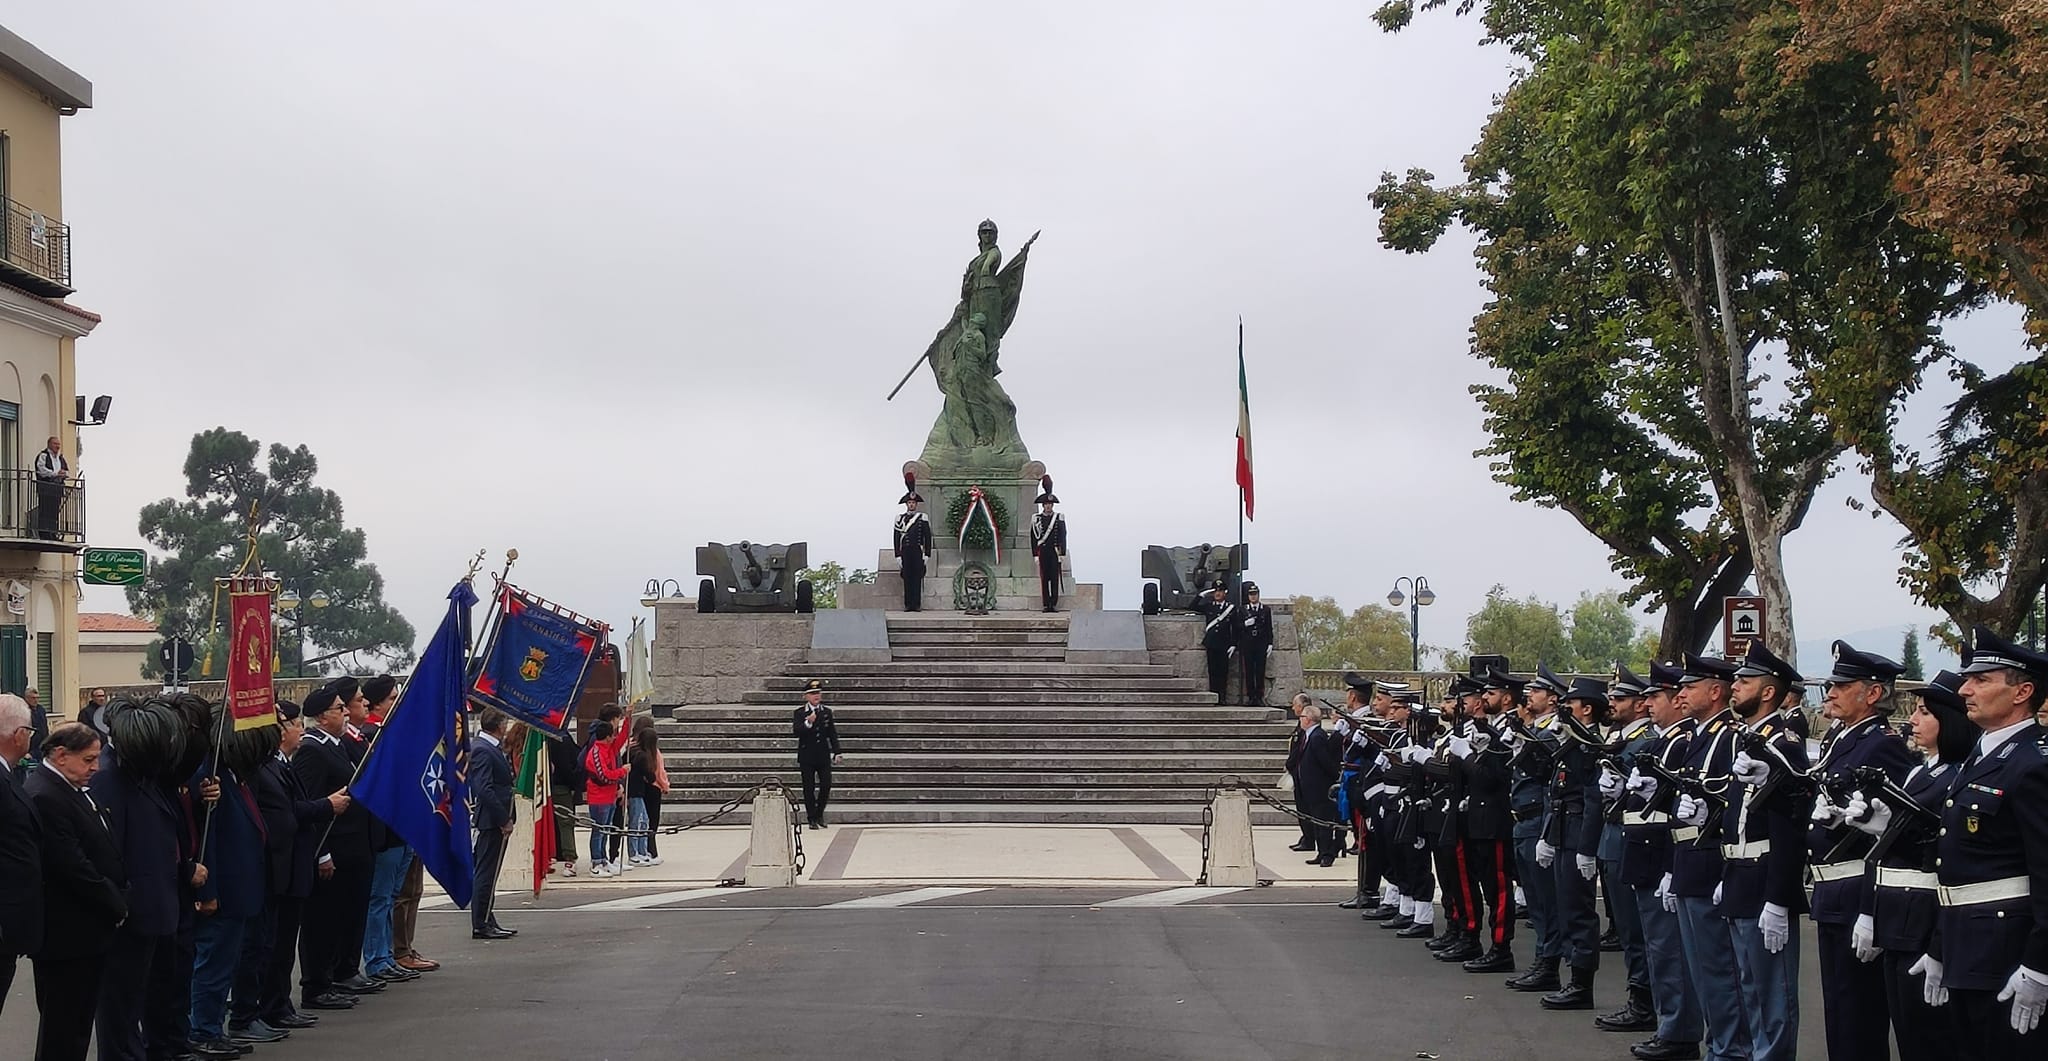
left=353, top=580, right=477, bottom=909
left=469, top=584, right=608, bottom=738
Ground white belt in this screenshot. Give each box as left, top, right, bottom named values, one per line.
left=1722, top=839, right=1771, bottom=861
left=1938, top=877, right=2030, bottom=907
left=1810, top=861, right=1865, bottom=883
left=1876, top=868, right=1938, bottom=892
left=1671, top=826, right=1701, bottom=843
left=1362, top=784, right=1397, bottom=800
left=1622, top=810, right=1669, bottom=826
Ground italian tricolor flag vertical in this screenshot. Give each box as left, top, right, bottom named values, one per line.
left=1236, top=321, right=1255, bottom=520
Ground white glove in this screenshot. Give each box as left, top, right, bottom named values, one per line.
left=1448, top=735, right=1473, bottom=760
left=1845, top=794, right=1892, bottom=838
left=1469, top=730, right=1491, bottom=751
left=1576, top=853, right=1598, bottom=881
left=1713, top=882, right=1724, bottom=906
left=1910, top=954, right=1947, bottom=1007
left=1760, top=902, right=1790, bottom=954
left=1676, top=794, right=1709, bottom=826
left=1811, top=794, right=1845, bottom=826
left=1851, top=914, right=1879, bottom=963
left=1624, top=769, right=1657, bottom=800
left=1999, top=967, right=2048, bottom=1035
left=1405, top=745, right=1431, bottom=764
left=1414, top=837, right=1427, bottom=850
left=1500, top=729, right=1523, bottom=751
left=1731, top=751, right=1771, bottom=785
left=1656, top=872, right=1676, bottom=913
left=1598, top=767, right=1624, bottom=799
left=1372, top=752, right=1391, bottom=772
left=1535, top=840, right=1557, bottom=868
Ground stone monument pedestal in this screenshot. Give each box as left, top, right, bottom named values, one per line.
left=840, top=459, right=1104, bottom=612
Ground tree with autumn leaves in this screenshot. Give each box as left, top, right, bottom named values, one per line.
left=1372, top=0, right=2044, bottom=656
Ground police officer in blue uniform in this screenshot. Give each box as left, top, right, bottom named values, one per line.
left=1802, top=640, right=1918, bottom=1061
left=1668, top=652, right=1750, bottom=1061
left=1719, top=643, right=1810, bottom=1061
left=1539, top=677, right=1613, bottom=1010
left=1912, top=626, right=2048, bottom=1058
left=1622, top=661, right=1706, bottom=1061
left=1594, top=665, right=1660, bottom=1035
left=1853, top=669, right=1975, bottom=1061
left=1504, top=664, right=1567, bottom=994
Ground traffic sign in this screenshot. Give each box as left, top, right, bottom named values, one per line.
left=82, top=547, right=147, bottom=586
left=160, top=636, right=196, bottom=680
left=1723, top=595, right=1767, bottom=659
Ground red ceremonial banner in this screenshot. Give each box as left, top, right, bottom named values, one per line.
left=227, top=579, right=277, bottom=731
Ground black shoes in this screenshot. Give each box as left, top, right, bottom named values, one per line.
left=1395, top=920, right=1435, bottom=939
left=1631, top=1039, right=1702, bottom=1060
left=1462, top=946, right=1516, bottom=973
left=1360, top=904, right=1400, bottom=921
left=333, top=975, right=384, bottom=994
left=187, top=1039, right=243, bottom=1060
left=1599, top=929, right=1623, bottom=952
left=1596, top=986, right=1658, bottom=1032
left=1305, top=855, right=1335, bottom=867
left=302, top=993, right=356, bottom=1010
left=228, top=1020, right=289, bottom=1043
left=370, top=965, right=419, bottom=983
left=1288, top=842, right=1315, bottom=852
left=1425, top=927, right=1464, bottom=951
left=1506, top=957, right=1562, bottom=992
left=1337, top=892, right=1370, bottom=910
left=472, top=927, right=516, bottom=940
left=270, top=1013, right=318, bottom=1029
left=1539, top=966, right=1596, bottom=1010
left=1379, top=914, right=1416, bottom=931
left=1436, top=937, right=1484, bottom=963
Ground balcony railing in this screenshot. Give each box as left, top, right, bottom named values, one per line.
left=0, top=197, right=73, bottom=297
left=0, top=469, right=84, bottom=550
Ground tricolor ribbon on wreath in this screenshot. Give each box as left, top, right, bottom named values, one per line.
left=957, top=485, right=1001, bottom=561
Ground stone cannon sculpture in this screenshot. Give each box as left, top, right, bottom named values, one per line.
left=696, top=541, right=812, bottom=614
left=1139, top=543, right=1248, bottom=615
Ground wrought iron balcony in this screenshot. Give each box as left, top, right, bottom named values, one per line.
left=0, top=469, right=84, bottom=551
left=0, top=197, right=73, bottom=297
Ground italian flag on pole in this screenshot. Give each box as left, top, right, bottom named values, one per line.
left=1236, top=320, right=1254, bottom=520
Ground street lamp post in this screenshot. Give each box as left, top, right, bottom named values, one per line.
left=276, top=586, right=331, bottom=678
left=1386, top=576, right=1436, bottom=671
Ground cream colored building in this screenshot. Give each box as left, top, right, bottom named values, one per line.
left=78, top=611, right=153, bottom=689
left=0, top=26, right=96, bottom=718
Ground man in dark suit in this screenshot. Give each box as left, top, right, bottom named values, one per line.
left=470, top=710, right=517, bottom=939
left=26, top=722, right=128, bottom=1061
left=188, top=759, right=270, bottom=1059
left=0, top=693, right=43, bottom=1013
left=236, top=700, right=347, bottom=1030
left=1297, top=704, right=1344, bottom=866
left=91, top=705, right=202, bottom=1061
left=330, top=677, right=380, bottom=991
left=293, top=685, right=382, bottom=1008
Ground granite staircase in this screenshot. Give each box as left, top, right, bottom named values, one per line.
left=657, top=612, right=1295, bottom=824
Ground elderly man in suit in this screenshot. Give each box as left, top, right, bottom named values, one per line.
left=0, top=693, right=42, bottom=1013
left=470, top=709, right=517, bottom=941
left=26, top=722, right=129, bottom=1061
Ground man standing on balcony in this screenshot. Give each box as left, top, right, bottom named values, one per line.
left=33, top=435, right=67, bottom=540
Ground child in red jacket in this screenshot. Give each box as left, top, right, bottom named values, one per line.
left=582, top=718, right=632, bottom=876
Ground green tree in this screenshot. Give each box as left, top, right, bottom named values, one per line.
left=1372, top=0, right=1968, bottom=666
left=1901, top=626, right=1926, bottom=681
left=1290, top=595, right=1421, bottom=670
left=1461, top=586, right=1573, bottom=671
left=1569, top=591, right=1653, bottom=673
left=128, top=428, right=416, bottom=677
left=797, top=563, right=877, bottom=610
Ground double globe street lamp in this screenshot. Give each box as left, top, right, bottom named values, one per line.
left=277, top=586, right=330, bottom=677
left=1387, top=576, right=1436, bottom=671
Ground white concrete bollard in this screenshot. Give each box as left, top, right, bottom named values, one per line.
left=745, top=788, right=799, bottom=887
left=1206, top=789, right=1257, bottom=887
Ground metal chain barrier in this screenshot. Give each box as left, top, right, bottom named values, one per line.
left=548, top=777, right=806, bottom=878
left=1193, top=774, right=1343, bottom=886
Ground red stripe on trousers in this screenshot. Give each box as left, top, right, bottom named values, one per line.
left=1455, top=839, right=1478, bottom=931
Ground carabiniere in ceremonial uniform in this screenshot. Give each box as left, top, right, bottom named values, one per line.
left=893, top=473, right=933, bottom=611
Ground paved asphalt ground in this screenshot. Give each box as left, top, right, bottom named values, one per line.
left=1, top=885, right=1832, bottom=1060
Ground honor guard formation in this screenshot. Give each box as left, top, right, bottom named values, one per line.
left=1301, top=627, right=2048, bottom=1061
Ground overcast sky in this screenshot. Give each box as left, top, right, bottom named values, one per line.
left=15, top=2, right=2027, bottom=669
